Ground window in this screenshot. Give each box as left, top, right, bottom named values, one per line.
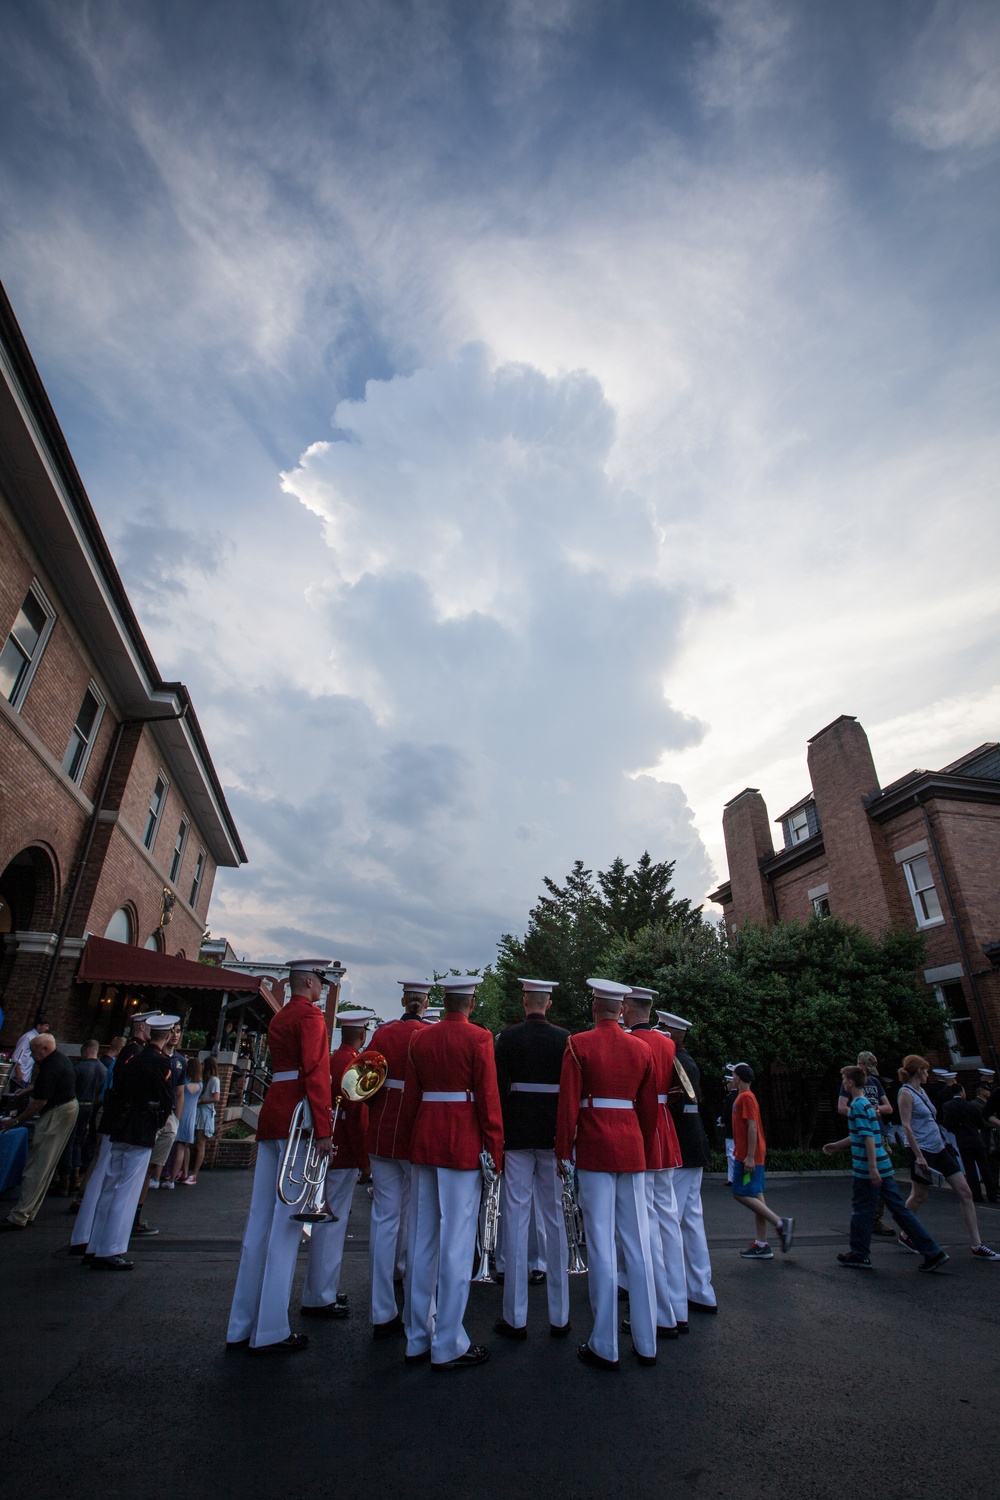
left=143, top=774, right=168, bottom=850
left=812, top=895, right=831, bottom=918
left=62, top=684, right=105, bottom=784
left=144, top=931, right=163, bottom=952
left=169, top=818, right=189, bottom=883
left=788, top=808, right=811, bottom=844
left=0, top=583, right=55, bottom=709
left=104, top=907, right=133, bottom=944
left=189, top=849, right=206, bottom=909
left=935, top=981, right=980, bottom=1062
left=903, top=854, right=944, bottom=927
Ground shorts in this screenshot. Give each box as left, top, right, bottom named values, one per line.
left=905, top=1145, right=962, bottom=1182
left=150, top=1112, right=179, bottom=1167
left=732, top=1164, right=766, bottom=1197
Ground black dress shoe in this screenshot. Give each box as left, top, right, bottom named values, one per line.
left=688, top=1301, right=718, bottom=1314
left=373, top=1314, right=405, bottom=1340
left=432, top=1345, right=490, bottom=1371
left=577, top=1341, right=619, bottom=1371
left=549, top=1322, right=572, bottom=1338
left=657, top=1325, right=679, bottom=1340
left=300, top=1302, right=349, bottom=1319
left=493, top=1318, right=528, bottom=1341
left=91, top=1255, right=134, bottom=1271
left=248, top=1334, right=309, bottom=1356
left=225, top=1338, right=250, bottom=1351
left=0, top=1220, right=27, bottom=1231
left=67, top=1243, right=87, bottom=1256
left=528, top=1269, right=547, bottom=1285
left=81, top=1252, right=96, bottom=1265
left=617, top=1286, right=629, bottom=1301
left=336, top=1292, right=349, bottom=1306
left=632, top=1346, right=657, bottom=1367
left=676, top=1320, right=689, bottom=1335
left=404, top=1349, right=431, bottom=1365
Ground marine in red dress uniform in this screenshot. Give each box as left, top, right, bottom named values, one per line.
left=555, top=977, right=659, bottom=1369
left=397, top=977, right=504, bottom=1370
left=227, top=961, right=334, bottom=1355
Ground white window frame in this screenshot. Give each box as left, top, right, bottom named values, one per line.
left=788, top=808, right=810, bottom=845
left=143, top=772, right=169, bottom=851
left=0, top=580, right=56, bottom=711
left=169, top=816, right=189, bottom=884
left=812, top=895, right=831, bottom=918
left=189, top=848, right=206, bottom=910
left=62, top=680, right=106, bottom=786
left=902, top=854, right=944, bottom=928
left=933, top=981, right=981, bottom=1066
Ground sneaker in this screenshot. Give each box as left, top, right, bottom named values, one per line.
left=897, top=1232, right=919, bottom=1254
left=161, top=1179, right=175, bottom=1190
left=183, top=1177, right=197, bottom=1186
left=971, top=1244, right=1000, bottom=1261
left=779, top=1217, right=795, bottom=1253
left=837, top=1252, right=873, bottom=1269
left=147, top=1179, right=160, bottom=1190
left=872, top=1222, right=896, bottom=1236
left=918, top=1249, right=949, bottom=1272
left=740, top=1242, right=773, bottom=1259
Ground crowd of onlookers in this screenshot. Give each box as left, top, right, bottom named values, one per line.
left=0, top=1018, right=222, bottom=1231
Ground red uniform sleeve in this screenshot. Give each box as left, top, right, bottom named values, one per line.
left=473, top=1032, right=504, bottom=1172
left=396, top=1034, right=423, bottom=1154
left=555, top=1039, right=583, bottom=1162
left=301, top=1009, right=333, bottom=1138
left=634, top=1052, right=658, bottom=1158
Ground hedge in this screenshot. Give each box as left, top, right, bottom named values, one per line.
left=708, top=1148, right=909, bottom=1174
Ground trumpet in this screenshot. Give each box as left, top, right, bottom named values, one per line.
left=471, top=1149, right=501, bottom=1283
left=277, top=1100, right=336, bottom=1224
left=559, top=1159, right=588, bottom=1275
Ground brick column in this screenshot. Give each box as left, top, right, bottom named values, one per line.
left=806, top=716, right=897, bottom=930
left=722, top=789, right=776, bottom=927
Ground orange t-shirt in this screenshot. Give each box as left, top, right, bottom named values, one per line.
left=732, top=1089, right=766, bottom=1165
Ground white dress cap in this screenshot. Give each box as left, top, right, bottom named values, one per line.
left=586, top=977, right=633, bottom=1001
left=149, top=1014, right=181, bottom=1029
left=437, top=977, right=479, bottom=995
left=336, top=1010, right=371, bottom=1027
left=130, top=1010, right=165, bottom=1024
left=423, top=1007, right=443, bottom=1023
left=287, top=958, right=334, bottom=974
left=629, top=986, right=658, bottom=1002
left=398, top=980, right=432, bottom=994
left=656, top=1010, right=693, bottom=1031
left=932, top=1068, right=957, bottom=1079
left=979, top=1067, right=996, bottom=1078
left=519, top=978, right=559, bottom=993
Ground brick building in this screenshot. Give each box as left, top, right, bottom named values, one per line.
left=0, top=278, right=248, bottom=1046
left=709, top=714, right=1000, bottom=1072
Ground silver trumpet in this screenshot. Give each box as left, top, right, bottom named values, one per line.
left=276, top=1100, right=337, bottom=1224
left=559, top=1159, right=588, bottom=1275
left=471, top=1149, right=502, bottom=1283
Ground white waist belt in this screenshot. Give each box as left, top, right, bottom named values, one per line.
left=272, top=1070, right=300, bottom=1083
left=657, top=1094, right=669, bottom=1104
left=510, top=1082, right=560, bottom=1094
left=580, top=1098, right=633, bottom=1110
left=683, top=1104, right=700, bottom=1114
left=423, top=1091, right=475, bottom=1103
left=384, top=1078, right=404, bottom=1090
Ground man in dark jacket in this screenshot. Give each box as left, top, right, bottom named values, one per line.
left=85, top=1017, right=175, bottom=1270
left=659, top=1011, right=717, bottom=1314
left=943, top=1088, right=998, bottom=1204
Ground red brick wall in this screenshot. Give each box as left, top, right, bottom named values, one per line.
left=806, top=717, right=898, bottom=932
left=771, top=854, right=831, bottom=923
left=721, top=790, right=775, bottom=928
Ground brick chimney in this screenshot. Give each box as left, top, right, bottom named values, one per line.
left=722, top=788, right=775, bottom=927
left=806, top=716, right=894, bottom=931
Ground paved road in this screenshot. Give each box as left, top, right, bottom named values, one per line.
left=2, top=1169, right=999, bottom=1500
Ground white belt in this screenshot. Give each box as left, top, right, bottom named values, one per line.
left=657, top=1094, right=669, bottom=1104
left=580, top=1098, right=633, bottom=1110
left=683, top=1104, right=700, bottom=1114
left=384, top=1078, right=404, bottom=1090
left=423, top=1091, right=475, bottom=1103
left=510, top=1082, right=560, bottom=1094
left=272, top=1070, right=300, bottom=1083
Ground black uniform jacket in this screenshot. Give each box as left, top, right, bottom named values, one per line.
left=669, top=1046, right=712, bottom=1170
left=495, top=1014, right=569, bottom=1152
left=98, top=1038, right=146, bottom=1136
left=109, top=1044, right=174, bottom=1150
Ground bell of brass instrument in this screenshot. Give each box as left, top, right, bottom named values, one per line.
left=559, top=1159, right=588, bottom=1275
left=673, top=1057, right=697, bottom=1103
left=328, top=1050, right=389, bottom=1165
left=471, top=1149, right=501, bottom=1283
left=277, top=1099, right=337, bottom=1224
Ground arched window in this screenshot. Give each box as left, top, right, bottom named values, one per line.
left=144, top=930, right=163, bottom=952
left=104, top=908, right=134, bottom=945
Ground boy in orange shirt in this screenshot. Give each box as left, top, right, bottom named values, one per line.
left=731, top=1064, right=794, bottom=1259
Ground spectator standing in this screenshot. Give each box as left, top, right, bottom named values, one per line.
left=172, top=1058, right=202, bottom=1184
left=1, top=1035, right=78, bottom=1229
left=188, top=1056, right=220, bottom=1183
left=897, top=1055, right=999, bottom=1262
left=837, top=1051, right=895, bottom=1236
left=9, top=1020, right=52, bottom=1094
left=730, top=1064, right=794, bottom=1259
left=718, top=1066, right=739, bottom=1181
left=55, top=1041, right=106, bottom=1195
left=824, top=1065, right=948, bottom=1271
left=144, top=1021, right=186, bottom=1200
left=99, top=1036, right=126, bottom=1075
left=942, top=1087, right=998, bottom=1204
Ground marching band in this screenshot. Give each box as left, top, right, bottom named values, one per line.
left=225, top=960, right=717, bottom=1369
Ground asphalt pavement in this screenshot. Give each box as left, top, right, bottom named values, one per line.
left=2, top=1167, right=999, bottom=1500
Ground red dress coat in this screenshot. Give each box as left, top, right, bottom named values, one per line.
left=555, top=1018, right=657, bottom=1172
left=329, top=1044, right=369, bottom=1171
left=397, top=1013, right=504, bottom=1172
left=365, top=1016, right=428, bottom=1160
left=629, top=1025, right=682, bottom=1170
left=257, top=997, right=333, bottom=1142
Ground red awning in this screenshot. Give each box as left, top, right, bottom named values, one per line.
left=77, top=935, right=276, bottom=1009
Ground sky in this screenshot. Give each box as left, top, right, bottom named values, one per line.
left=1, top=0, right=997, bottom=1004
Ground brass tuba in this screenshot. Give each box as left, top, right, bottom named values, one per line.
left=277, top=1099, right=337, bottom=1223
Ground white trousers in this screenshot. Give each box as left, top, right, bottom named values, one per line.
left=72, top=1133, right=112, bottom=1247
left=302, top=1168, right=357, bottom=1307
left=501, top=1150, right=569, bottom=1330
left=647, top=1168, right=687, bottom=1325
left=369, top=1156, right=411, bottom=1325
left=673, top=1167, right=716, bottom=1307
left=577, top=1169, right=656, bottom=1362
left=89, top=1143, right=152, bottom=1257
left=227, top=1138, right=308, bottom=1348
left=404, top=1164, right=480, bottom=1364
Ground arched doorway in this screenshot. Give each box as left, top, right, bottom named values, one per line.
left=0, top=845, right=59, bottom=1023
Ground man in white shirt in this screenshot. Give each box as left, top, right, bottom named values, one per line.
left=10, top=1021, right=52, bottom=1091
